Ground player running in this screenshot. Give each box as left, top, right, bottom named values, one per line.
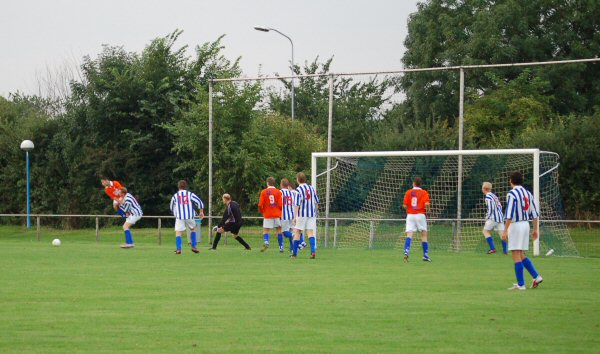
left=210, top=194, right=251, bottom=251
left=502, top=172, right=544, bottom=290
left=291, top=172, right=319, bottom=259
left=170, top=180, right=204, bottom=255
left=118, top=187, right=143, bottom=249
left=258, top=177, right=283, bottom=252
left=280, top=178, right=295, bottom=252
left=101, top=177, right=126, bottom=218
left=482, top=182, right=507, bottom=254
left=402, top=177, right=431, bottom=262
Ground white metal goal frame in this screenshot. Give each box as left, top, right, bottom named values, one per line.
left=312, top=149, right=545, bottom=255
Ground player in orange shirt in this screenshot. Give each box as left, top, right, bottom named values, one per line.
left=101, top=177, right=126, bottom=218
left=402, top=176, right=431, bottom=262
left=258, top=177, right=283, bottom=252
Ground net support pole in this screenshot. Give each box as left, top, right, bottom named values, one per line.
left=333, top=218, right=338, bottom=248
left=208, top=80, right=214, bottom=244
left=456, top=67, right=465, bottom=252
left=324, top=74, right=334, bottom=248
left=533, top=150, right=540, bottom=256
left=369, top=221, right=374, bottom=250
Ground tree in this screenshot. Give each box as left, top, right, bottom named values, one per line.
left=269, top=58, right=393, bottom=151
left=401, top=0, right=600, bottom=124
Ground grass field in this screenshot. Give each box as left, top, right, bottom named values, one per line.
left=1, top=225, right=600, bottom=353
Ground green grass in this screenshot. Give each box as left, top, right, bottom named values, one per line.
left=1, top=225, right=600, bottom=353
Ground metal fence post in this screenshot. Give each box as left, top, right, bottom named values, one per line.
left=36, top=216, right=40, bottom=241
left=95, top=217, right=99, bottom=242
left=158, top=218, right=162, bottom=245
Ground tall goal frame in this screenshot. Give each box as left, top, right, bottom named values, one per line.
left=312, top=149, right=544, bottom=255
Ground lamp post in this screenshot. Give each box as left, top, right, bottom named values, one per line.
left=254, top=26, right=295, bottom=120
left=20, top=140, right=34, bottom=229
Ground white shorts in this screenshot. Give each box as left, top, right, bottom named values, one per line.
left=484, top=220, right=505, bottom=231
left=175, top=219, right=196, bottom=232
left=508, top=221, right=530, bottom=251
left=280, top=219, right=292, bottom=231
left=263, top=218, right=281, bottom=229
left=406, top=214, right=427, bottom=232
left=126, top=215, right=142, bottom=225
left=295, top=217, right=317, bottom=231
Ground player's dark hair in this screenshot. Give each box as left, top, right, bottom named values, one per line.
left=289, top=181, right=296, bottom=189
left=281, top=178, right=290, bottom=188
left=413, top=176, right=423, bottom=187
left=266, top=177, right=275, bottom=186
left=510, top=172, right=524, bottom=185
left=178, top=180, right=188, bottom=190
left=297, top=172, right=307, bottom=183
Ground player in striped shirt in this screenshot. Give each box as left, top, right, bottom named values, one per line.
left=289, top=181, right=306, bottom=250
left=501, top=172, right=543, bottom=291
left=258, top=177, right=283, bottom=252
left=170, top=180, right=204, bottom=254
left=101, top=178, right=126, bottom=218
left=292, top=172, right=319, bottom=259
left=481, top=182, right=507, bottom=255
left=118, top=187, right=143, bottom=249
left=402, top=177, right=431, bottom=262
left=280, top=178, right=295, bottom=252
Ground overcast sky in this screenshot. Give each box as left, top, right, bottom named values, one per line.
left=0, top=0, right=420, bottom=97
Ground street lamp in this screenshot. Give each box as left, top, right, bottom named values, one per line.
left=254, top=26, right=295, bottom=120
left=20, top=140, right=34, bottom=229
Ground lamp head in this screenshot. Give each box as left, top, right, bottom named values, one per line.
left=20, top=140, right=34, bottom=151
left=254, top=26, right=270, bottom=32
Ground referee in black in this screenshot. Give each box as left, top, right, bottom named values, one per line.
left=209, top=193, right=251, bottom=250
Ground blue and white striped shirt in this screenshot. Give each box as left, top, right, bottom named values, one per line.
left=120, top=193, right=143, bottom=216
left=295, top=183, right=319, bottom=218
left=170, top=190, right=204, bottom=220
left=505, top=186, right=539, bottom=222
left=485, top=192, right=504, bottom=223
left=281, top=189, right=295, bottom=221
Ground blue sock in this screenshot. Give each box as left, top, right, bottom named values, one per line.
left=277, top=233, right=283, bottom=248
left=486, top=236, right=496, bottom=251
left=522, top=257, right=539, bottom=279
left=514, top=262, right=525, bottom=286
left=404, top=237, right=412, bottom=255
left=190, top=232, right=197, bottom=248
left=309, top=236, right=316, bottom=253
left=117, top=209, right=126, bottom=218
left=501, top=240, right=508, bottom=254
left=263, top=233, right=269, bottom=245
left=124, top=230, right=133, bottom=244
left=422, top=241, right=429, bottom=257
left=176, top=236, right=182, bottom=251
left=284, top=231, right=293, bottom=250
left=300, top=233, right=305, bottom=244
left=293, top=240, right=300, bottom=256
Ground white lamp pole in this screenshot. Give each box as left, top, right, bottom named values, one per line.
left=254, top=26, right=295, bottom=120
left=20, top=140, right=34, bottom=229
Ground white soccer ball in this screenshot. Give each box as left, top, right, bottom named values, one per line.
left=52, top=238, right=61, bottom=247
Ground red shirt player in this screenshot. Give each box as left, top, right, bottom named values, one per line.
left=402, top=176, right=431, bottom=262
left=258, top=177, right=283, bottom=252
left=101, top=178, right=126, bottom=217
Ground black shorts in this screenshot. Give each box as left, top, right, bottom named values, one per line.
left=223, top=223, right=242, bottom=235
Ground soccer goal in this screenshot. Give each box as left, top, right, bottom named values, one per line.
left=312, top=149, right=578, bottom=257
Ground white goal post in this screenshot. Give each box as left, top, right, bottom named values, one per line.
left=312, top=149, right=547, bottom=255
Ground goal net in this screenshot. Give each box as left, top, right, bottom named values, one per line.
left=312, top=149, right=578, bottom=257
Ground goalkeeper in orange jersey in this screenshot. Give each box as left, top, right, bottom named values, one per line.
left=101, top=177, right=126, bottom=218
